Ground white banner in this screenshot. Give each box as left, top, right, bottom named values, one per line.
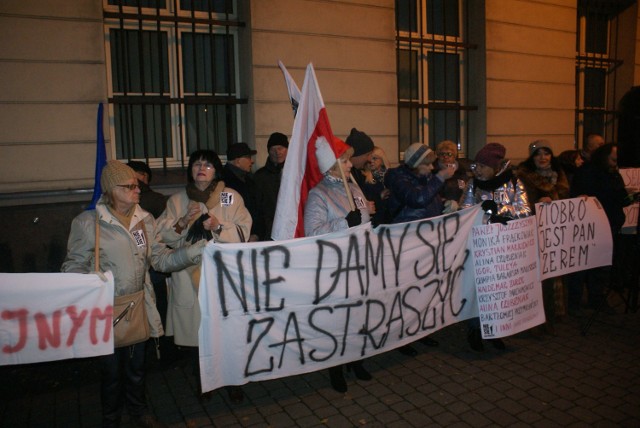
left=620, top=168, right=639, bottom=232
left=536, top=197, right=613, bottom=280
left=199, top=206, right=483, bottom=392
left=0, top=272, right=115, bottom=366
left=471, top=217, right=545, bottom=338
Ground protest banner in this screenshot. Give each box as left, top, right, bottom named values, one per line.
left=471, top=216, right=545, bottom=339
left=0, top=272, right=115, bottom=366
left=535, top=197, right=613, bottom=280
left=620, top=168, right=640, bottom=232
left=198, top=206, right=483, bottom=392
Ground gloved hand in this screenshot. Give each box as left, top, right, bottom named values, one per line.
left=481, top=200, right=498, bottom=214
left=345, top=210, right=362, bottom=227
left=442, top=200, right=459, bottom=214
left=186, top=213, right=213, bottom=243
left=488, top=214, right=509, bottom=225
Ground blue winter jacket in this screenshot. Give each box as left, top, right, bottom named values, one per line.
left=384, top=164, right=445, bottom=223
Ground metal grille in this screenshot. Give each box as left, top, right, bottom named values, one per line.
left=104, top=0, right=246, bottom=170
left=395, top=0, right=476, bottom=157
left=575, top=0, right=635, bottom=146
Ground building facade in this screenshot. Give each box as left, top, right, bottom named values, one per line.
left=1, top=0, right=639, bottom=272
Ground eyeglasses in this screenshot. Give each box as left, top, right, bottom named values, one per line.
left=193, top=162, right=214, bottom=170
left=437, top=152, right=454, bottom=157
left=116, top=184, right=140, bottom=191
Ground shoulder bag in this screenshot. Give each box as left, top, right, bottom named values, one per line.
left=95, top=213, right=150, bottom=348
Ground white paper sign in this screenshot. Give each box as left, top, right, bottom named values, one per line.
left=536, top=197, right=613, bottom=280
left=471, top=216, right=545, bottom=338
left=0, top=272, right=115, bottom=366
left=620, top=168, right=640, bottom=232
left=198, top=207, right=483, bottom=392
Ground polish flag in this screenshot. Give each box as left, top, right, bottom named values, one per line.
left=278, top=60, right=301, bottom=117
left=271, top=63, right=347, bottom=240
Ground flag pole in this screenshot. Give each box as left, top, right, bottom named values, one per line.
left=337, top=157, right=356, bottom=211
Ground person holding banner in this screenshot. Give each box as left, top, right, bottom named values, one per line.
left=62, top=160, right=206, bottom=428
left=433, top=139, right=472, bottom=206
left=384, top=142, right=456, bottom=223
left=383, top=142, right=455, bottom=356
left=460, top=143, right=531, bottom=351
left=568, top=143, right=636, bottom=316
left=517, top=140, right=570, bottom=334
left=303, top=136, right=373, bottom=393
left=157, top=149, right=251, bottom=403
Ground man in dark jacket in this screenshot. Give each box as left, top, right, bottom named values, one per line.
left=127, top=160, right=167, bottom=219
left=222, top=142, right=259, bottom=241
left=345, top=127, right=374, bottom=188
left=254, top=132, right=288, bottom=240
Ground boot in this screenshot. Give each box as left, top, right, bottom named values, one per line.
left=397, top=345, right=417, bottom=356
left=488, top=338, right=505, bottom=350
left=328, top=366, right=347, bottom=392
left=467, top=328, right=483, bottom=352
left=347, top=361, right=372, bottom=381
left=226, top=385, right=244, bottom=404
left=419, top=337, right=439, bottom=347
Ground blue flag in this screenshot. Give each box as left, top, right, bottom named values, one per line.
left=87, top=103, right=107, bottom=210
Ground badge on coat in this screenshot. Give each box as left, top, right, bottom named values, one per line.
left=132, top=229, right=146, bottom=248
left=493, top=190, right=507, bottom=204
left=354, top=196, right=366, bottom=210
left=220, top=192, right=234, bottom=206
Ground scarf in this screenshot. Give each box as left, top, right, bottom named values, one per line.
left=475, top=169, right=514, bottom=191
left=107, top=205, right=135, bottom=230
left=535, top=167, right=558, bottom=185
left=186, top=181, right=218, bottom=204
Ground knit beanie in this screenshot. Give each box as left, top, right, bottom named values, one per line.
left=101, top=160, right=137, bottom=194
left=345, top=128, right=374, bottom=157
left=403, top=143, right=434, bottom=168
left=316, top=136, right=349, bottom=174
left=529, top=139, right=553, bottom=156
left=267, top=132, right=289, bottom=149
left=475, top=143, right=506, bottom=169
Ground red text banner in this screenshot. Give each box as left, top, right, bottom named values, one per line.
left=0, top=272, right=115, bottom=366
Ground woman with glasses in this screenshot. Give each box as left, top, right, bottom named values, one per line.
left=157, top=149, right=251, bottom=402
left=62, top=160, right=206, bottom=427
left=433, top=140, right=472, bottom=212
left=516, top=140, right=569, bottom=334
left=459, top=143, right=530, bottom=351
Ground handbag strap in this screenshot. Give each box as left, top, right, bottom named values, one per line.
left=235, top=224, right=246, bottom=242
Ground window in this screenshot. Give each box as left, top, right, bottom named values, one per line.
left=395, top=0, right=474, bottom=157
left=575, top=0, right=634, bottom=146
left=104, top=0, right=245, bottom=168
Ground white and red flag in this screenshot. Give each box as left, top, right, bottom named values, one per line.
left=271, top=63, right=347, bottom=240
left=277, top=60, right=301, bottom=117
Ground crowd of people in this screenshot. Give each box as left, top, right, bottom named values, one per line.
left=61, top=130, right=638, bottom=427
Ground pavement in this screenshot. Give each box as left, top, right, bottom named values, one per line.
left=2, top=292, right=639, bottom=428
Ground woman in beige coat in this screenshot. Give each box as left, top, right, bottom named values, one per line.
left=158, top=149, right=251, bottom=402
left=62, top=160, right=205, bottom=428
